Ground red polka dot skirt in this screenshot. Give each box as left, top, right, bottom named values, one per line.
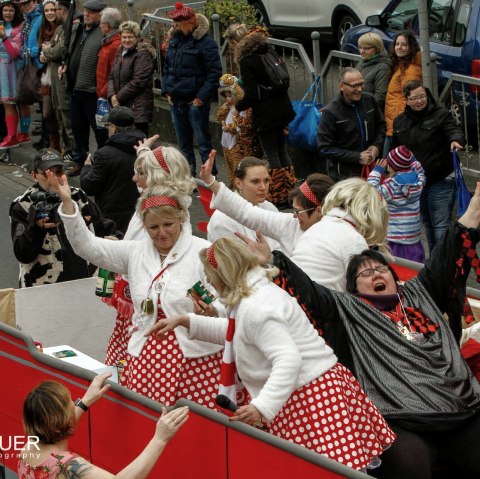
left=121, top=331, right=222, bottom=409
left=104, top=276, right=133, bottom=366
left=269, top=363, right=396, bottom=471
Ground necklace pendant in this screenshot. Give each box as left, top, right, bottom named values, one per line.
left=141, top=297, right=154, bottom=314
left=399, top=325, right=413, bottom=340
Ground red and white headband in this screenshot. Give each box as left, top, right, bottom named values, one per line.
left=299, top=181, right=320, bottom=206
left=153, top=146, right=170, bottom=173
left=141, top=195, right=179, bottom=211
left=206, top=244, right=218, bottom=269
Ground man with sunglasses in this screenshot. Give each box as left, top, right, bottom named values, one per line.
left=9, top=149, right=118, bottom=287
left=317, top=67, right=385, bottom=181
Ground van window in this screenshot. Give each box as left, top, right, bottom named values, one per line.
left=384, top=0, right=457, bottom=43
left=429, top=0, right=456, bottom=43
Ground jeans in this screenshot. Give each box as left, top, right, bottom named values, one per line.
left=170, top=102, right=216, bottom=176
left=258, top=127, right=291, bottom=169
left=420, top=176, right=456, bottom=254
left=70, top=90, right=108, bottom=166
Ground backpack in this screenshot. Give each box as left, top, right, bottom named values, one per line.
left=258, top=48, right=290, bottom=92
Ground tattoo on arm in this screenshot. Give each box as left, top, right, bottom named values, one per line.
left=65, top=458, right=94, bottom=478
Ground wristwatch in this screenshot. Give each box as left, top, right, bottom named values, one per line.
left=74, top=398, right=89, bottom=412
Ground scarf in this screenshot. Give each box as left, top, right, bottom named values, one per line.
left=218, top=306, right=238, bottom=406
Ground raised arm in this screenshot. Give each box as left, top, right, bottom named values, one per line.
left=199, top=154, right=299, bottom=255
left=418, top=182, right=480, bottom=340
left=47, top=172, right=131, bottom=273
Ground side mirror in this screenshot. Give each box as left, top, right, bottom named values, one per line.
left=366, top=15, right=381, bottom=27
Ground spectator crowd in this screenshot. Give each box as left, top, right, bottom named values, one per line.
left=4, top=2, right=480, bottom=478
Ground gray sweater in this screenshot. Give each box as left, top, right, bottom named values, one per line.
left=357, top=50, right=390, bottom=111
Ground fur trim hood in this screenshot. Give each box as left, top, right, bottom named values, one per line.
left=170, top=13, right=210, bottom=40
left=235, top=32, right=268, bottom=62
left=136, top=38, right=157, bottom=59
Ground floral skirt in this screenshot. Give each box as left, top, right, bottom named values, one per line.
left=268, top=363, right=396, bottom=471
left=121, top=332, right=222, bottom=409
left=104, top=276, right=133, bottom=366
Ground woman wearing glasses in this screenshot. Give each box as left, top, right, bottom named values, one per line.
left=392, top=80, right=464, bottom=254
left=356, top=32, right=390, bottom=111
left=200, top=154, right=388, bottom=292
left=250, top=183, right=480, bottom=478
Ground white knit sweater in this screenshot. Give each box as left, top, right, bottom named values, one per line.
left=211, top=183, right=367, bottom=291
left=210, top=183, right=301, bottom=256
left=59, top=202, right=223, bottom=358
left=207, top=194, right=281, bottom=251
left=188, top=268, right=338, bottom=421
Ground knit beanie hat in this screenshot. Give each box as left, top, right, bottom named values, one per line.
left=386, top=145, right=414, bottom=172
left=168, top=2, right=195, bottom=21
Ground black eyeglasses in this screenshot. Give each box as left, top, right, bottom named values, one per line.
left=355, top=265, right=389, bottom=279
left=342, top=81, right=365, bottom=90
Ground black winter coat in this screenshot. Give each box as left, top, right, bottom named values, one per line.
left=80, top=128, right=145, bottom=233
left=392, top=89, right=465, bottom=186
left=107, top=41, right=156, bottom=124
left=235, top=33, right=295, bottom=132
left=317, top=92, right=385, bottom=180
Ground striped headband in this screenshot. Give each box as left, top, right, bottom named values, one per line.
left=206, top=244, right=218, bottom=269
left=141, top=195, right=179, bottom=211
left=299, top=181, right=320, bottom=206
left=153, top=146, right=170, bottom=173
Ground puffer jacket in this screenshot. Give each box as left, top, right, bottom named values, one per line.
left=80, top=128, right=145, bottom=233
left=107, top=39, right=156, bottom=124
left=96, top=30, right=121, bottom=98
left=385, top=51, right=423, bottom=136
left=357, top=50, right=390, bottom=111
left=392, top=88, right=464, bottom=186
left=21, top=4, right=42, bottom=68
left=235, top=32, right=294, bottom=131
left=163, top=14, right=221, bottom=104
left=317, top=92, right=386, bottom=180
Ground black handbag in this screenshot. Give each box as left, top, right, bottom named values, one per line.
left=16, top=54, right=41, bottom=105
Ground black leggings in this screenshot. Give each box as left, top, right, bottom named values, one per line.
left=371, top=413, right=480, bottom=479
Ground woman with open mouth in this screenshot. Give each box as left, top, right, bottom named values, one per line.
left=244, top=182, right=480, bottom=478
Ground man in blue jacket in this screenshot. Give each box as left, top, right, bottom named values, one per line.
left=163, top=2, right=221, bottom=176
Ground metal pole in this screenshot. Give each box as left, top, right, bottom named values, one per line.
left=127, top=0, right=134, bottom=21
left=311, top=31, right=321, bottom=80
left=417, top=0, right=433, bottom=92
left=211, top=13, right=221, bottom=47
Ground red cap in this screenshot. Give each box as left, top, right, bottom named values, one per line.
left=168, top=2, right=195, bottom=21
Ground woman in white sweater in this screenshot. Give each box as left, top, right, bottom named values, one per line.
left=53, top=174, right=223, bottom=409
left=207, top=157, right=280, bottom=250
left=147, top=237, right=395, bottom=471
left=104, top=139, right=196, bottom=368
left=200, top=155, right=389, bottom=291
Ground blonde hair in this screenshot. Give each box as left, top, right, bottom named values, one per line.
left=224, top=23, right=248, bottom=42
left=119, top=20, right=141, bottom=37
left=358, top=32, right=384, bottom=54
left=23, top=381, right=75, bottom=444
left=136, top=185, right=189, bottom=223
left=322, top=178, right=389, bottom=254
left=135, top=145, right=195, bottom=197
left=200, top=237, right=260, bottom=307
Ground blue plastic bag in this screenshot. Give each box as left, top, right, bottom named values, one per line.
left=287, top=77, right=322, bottom=151
left=95, top=97, right=111, bottom=129
left=453, top=149, right=471, bottom=216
